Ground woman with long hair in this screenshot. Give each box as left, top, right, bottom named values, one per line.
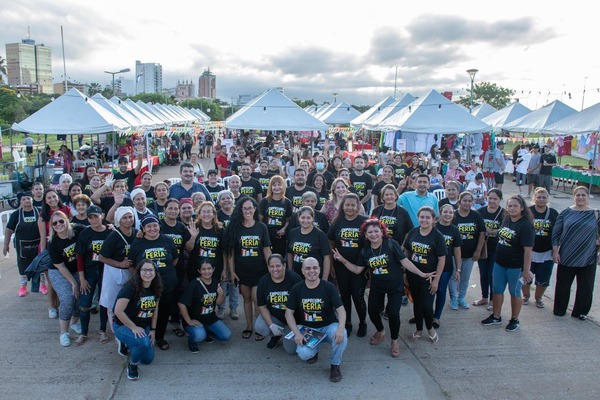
left=371, top=165, right=397, bottom=208
left=448, top=191, right=486, bottom=310
left=522, top=187, right=558, bottom=308
left=473, top=188, right=505, bottom=308
left=258, top=175, right=293, bottom=257
left=82, top=174, right=103, bottom=198
left=552, top=186, right=600, bottom=320
left=327, top=193, right=368, bottom=337
left=433, top=204, right=462, bottom=328
left=371, top=184, right=413, bottom=245
left=287, top=206, right=331, bottom=277
left=481, top=195, right=534, bottom=332
left=129, top=215, right=178, bottom=351
left=79, top=164, right=97, bottom=191
left=65, top=182, right=83, bottom=214
left=335, top=218, right=433, bottom=357
left=312, top=173, right=329, bottom=210
left=327, top=155, right=343, bottom=176
left=222, top=196, right=271, bottom=340
left=47, top=211, right=85, bottom=346
left=402, top=207, right=447, bottom=343
left=113, top=259, right=163, bottom=380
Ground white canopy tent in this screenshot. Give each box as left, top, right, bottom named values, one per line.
left=503, top=100, right=577, bottom=134
left=378, top=90, right=491, bottom=153
left=481, top=101, right=532, bottom=131
left=91, top=93, right=144, bottom=131
left=350, top=96, right=396, bottom=127
left=124, top=99, right=166, bottom=128
left=472, top=103, right=498, bottom=119
left=226, top=88, right=328, bottom=131
left=362, top=94, right=416, bottom=130
left=318, top=102, right=361, bottom=125
left=545, top=101, right=600, bottom=134
left=112, top=97, right=162, bottom=129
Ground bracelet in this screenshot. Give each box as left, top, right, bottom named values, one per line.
left=457, top=269, right=462, bottom=272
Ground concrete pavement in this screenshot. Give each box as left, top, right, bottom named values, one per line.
left=1, top=154, right=599, bottom=399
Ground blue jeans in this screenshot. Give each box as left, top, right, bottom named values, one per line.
left=79, top=267, right=100, bottom=336
left=449, top=257, right=475, bottom=299
left=113, top=324, right=154, bottom=365
left=294, top=323, right=347, bottom=366
left=217, top=281, right=239, bottom=312
left=434, top=271, right=452, bottom=320
left=185, top=320, right=232, bottom=344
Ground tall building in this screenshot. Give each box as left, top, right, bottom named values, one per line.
left=135, top=60, right=163, bottom=94
left=198, top=68, right=216, bottom=99
left=5, top=36, right=53, bottom=94
left=176, top=80, right=196, bottom=100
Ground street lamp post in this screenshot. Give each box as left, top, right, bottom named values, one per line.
left=467, top=68, right=478, bottom=113
left=104, top=68, right=131, bottom=96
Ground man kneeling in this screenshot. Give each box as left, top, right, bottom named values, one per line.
left=285, top=257, right=348, bottom=382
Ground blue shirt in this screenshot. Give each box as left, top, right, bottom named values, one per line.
left=397, top=190, right=439, bottom=226
left=168, top=181, right=210, bottom=201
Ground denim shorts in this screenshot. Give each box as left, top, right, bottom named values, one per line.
left=531, top=260, right=554, bottom=286
left=492, top=263, right=522, bottom=297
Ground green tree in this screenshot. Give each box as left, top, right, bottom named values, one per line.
left=88, top=83, right=103, bottom=96
left=456, top=82, right=515, bottom=110
left=0, top=87, right=26, bottom=124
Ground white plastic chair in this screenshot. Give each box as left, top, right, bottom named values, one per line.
left=222, top=176, right=231, bottom=189
left=432, top=188, right=446, bottom=201
left=285, top=177, right=292, bottom=187
left=12, top=150, right=26, bottom=170
left=168, top=177, right=181, bottom=185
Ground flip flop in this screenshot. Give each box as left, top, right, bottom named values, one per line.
left=172, top=328, right=186, bottom=337
left=429, top=332, right=439, bottom=344
left=241, top=329, right=252, bottom=339
left=410, top=332, right=421, bottom=342
left=255, top=332, right=265, bottom=341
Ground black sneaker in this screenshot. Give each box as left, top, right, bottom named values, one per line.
left=481, top=314, right=502, bottom=326
left=505, top=318, right=520, bottom=332
left=306, top=353, right=319, bottom=364
left=267, top=335, right=281, bottom=349
left=408, top=317, right=416, bottom=324
left=127, top=362, right=139, bottom=380
left=357, top=322, right=367, bottom=338
left=204, top=336, right=214, bottom=343
left=345, top=323, right=353, bottom=336
left=188, top=342, right=199, bottom=353
left=116, top=338, right=128, bottom=357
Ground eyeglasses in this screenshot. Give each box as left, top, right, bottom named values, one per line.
left=140, top=268, right=156, bottom=274
left=52, top=219, right=66, bottom=226
left=242, top=206, right=254, bottom=211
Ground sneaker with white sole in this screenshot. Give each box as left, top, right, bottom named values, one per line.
left=127, top=362, right=139, bottom=380
left=481, top=314, right=502, bottom=326
left=505, top=318, right=520, bottom=332
left=70, top=322, right=82, bottom=335
left=60, top=332, right=71, bottom=347
left=535, top=299, right=545, bottom=308
left=230, top=309, right=239, bottom=320
left=18, top=286, right=27, bottom=297
left=48, top=308, right=58, bottom=319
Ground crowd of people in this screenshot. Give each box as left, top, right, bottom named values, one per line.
left=3, top=134, right=599, bottom=383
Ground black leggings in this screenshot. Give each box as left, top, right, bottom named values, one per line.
left=553, top=264, right=596, bottom=317
left=333, top=260, right=367, bottom=324
left=368, top=287, right=402, bottom=340
left=156, top=290, right=174, bottom=341
left=407, top=271, right=435, bottom=331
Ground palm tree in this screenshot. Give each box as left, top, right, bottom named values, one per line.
left=88, top=82, right=102, bottom=96
left=0, top=56, right=7, bottom=84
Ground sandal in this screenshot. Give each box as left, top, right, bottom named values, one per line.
left=429, top=332, right=439, bottom=344
left=409, top=332, right=421, bottom=342
left=241, top=329, right=252, bottom=339
left=255, top=332, right=265, bottom=341
left=369, top=331, right=385, bottom=345
left=157, top=339, right=170, bottom=350
left=74, top=334, right=87, bottom=346
left=391, top=340, right=400, bottom=358
left=472, top=299, right=488, bottom=306
left=98, top=331, right=110, bottom=344
left=172, top=327, right=186, bottom=337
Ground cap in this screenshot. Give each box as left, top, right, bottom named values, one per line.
left=118, top=156, right=128, bottom=164
left=17, top=191, right=32, bottom=201
left=141, top=215, right=160, bottom=227
left=533, top=144, right=540, bottom=149
left=475, top=172, right=484, bottom=180
left=496, top=141, right=505, bottom=146
left=180, top=197, right=193, bottom=207
left=207, top=169, right=218, bottom=176
left=86, top=205, right=103, bottom=216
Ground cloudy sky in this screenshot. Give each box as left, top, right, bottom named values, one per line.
left=1, top=0, right=598, bottom=111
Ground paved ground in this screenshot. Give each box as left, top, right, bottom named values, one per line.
left=1, top=152, right=599, bottom=400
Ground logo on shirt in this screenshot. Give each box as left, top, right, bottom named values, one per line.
left=301, top=298, right=324, bottom=322
left=368, top=254, right=389, bottom=275
left=268, top=291, right=290, bottom=309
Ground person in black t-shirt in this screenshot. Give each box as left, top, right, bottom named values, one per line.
left=481, top=196, right=534, bottom=332
left=239, top=163, right=263, bottom=202
left=252, top=160, right=275, bottom=197
left=350, top=156, right=373, bottom=214
left=285, top=168, right=319, bottom=212
left=287, top=207, right=331, bottom=278
left=114, top=149, right=143, bottom=192
left=285, top=257, right=347, bottom=382
left=256, top=254, right=302, bottom=351
left=258, top=175, right=293, bottom=257
left=178, top=260, right=231, bottom=353
left=113, top=259, right=162, bottom=381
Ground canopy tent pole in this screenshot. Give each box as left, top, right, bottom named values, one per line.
left=589, top=132, right=597, bottom=198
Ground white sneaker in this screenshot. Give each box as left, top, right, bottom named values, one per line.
left=48, top=308, right=58, bottom=319
left=60, top=332, right=71, bottom=347
left=70, top=322, right=82, bottom=335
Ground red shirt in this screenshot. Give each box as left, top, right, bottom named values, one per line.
left=216, top=153, right=229, bottom=177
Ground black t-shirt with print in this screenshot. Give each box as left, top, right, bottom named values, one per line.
left=478, top=206, right=505, bottom=252
left=403, top=227, right=447, bottom=273
left=372, top=180, right=396, bottom=201
left=496, top=217, right=535, bottom=269
left=529, top=206, right=559, bottom=253
left=7, top=208, right=40, bottom=242
left=99, top=228, right=139, bottom=263
left=205, top=183, right=225, bottom=205
left=129, top=234, right=178, bottom=292
left=114, top=285, right=157, bottom=328
left=160, top=220, right=191, bottom=258
left=453, top=210, right=486, bottom=258
left=327, top=215, right=368, bottom=263
left=286, top=279, right=343, bottom=328
left=392, top=164, right=408, bottom=182
left=357, top=239, right=406, bottom=292
left=149, top=201, right=166, bottom=221
left=190, top=226, right=224, bottom=279
left=230, top=221, right=271, bottom=284
left=350, top=172, right=373, bottom=201
left=178, top=278, right=220, bottom=326
left=217, top=210, right=232, bottom=228
left=251, top=172, right=275, bottom=196
left=435, top=222, right=463, bottom=273
left=285, top=185, right=319, bottom=211
left=286, top=210, right=330, bottom=237
left=438, top=197, right=459, bottom=211
left=258, top=197, right=293, bottom=233
left=114, top=169, right=139, bottom=192
left=75, top=226, right=111, bottom=270
left=371, top=204, right=413, bottom=245
left=257, top=270, right=303, bottom=323
left=144, top=187, right=156, bottom=205
left=48, top=224, right=86, bottom=272
left=287, top=227, right=331, bottom=276
left=240, top=177, right=263, bottom=200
